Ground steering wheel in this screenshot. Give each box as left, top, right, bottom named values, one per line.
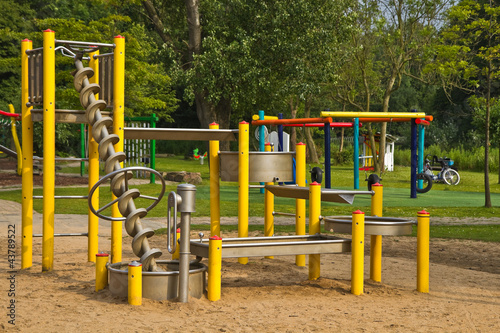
left=88, top=166, right=166, bottom=221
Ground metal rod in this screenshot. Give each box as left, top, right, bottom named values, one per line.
left=178, top=212, right=190, bottom=303
left=33, top=233, right=88, bottom=237
left=93, top=52, right=114, bottom=59
left=33, top=157, right=89, bottom=162
left=25, top=47, right=44, bottom=54
left=272, top=211, right=295, bottom=217
left=56, top=39, right=115, bottom=48
left=33, top=196, right=89, bottom=199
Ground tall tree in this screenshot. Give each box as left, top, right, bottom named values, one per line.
left=141, top=0, right=353, bottom=145
left=331, top=0, right=451, bottom=174
left=432, top=0, right=500, bottom=207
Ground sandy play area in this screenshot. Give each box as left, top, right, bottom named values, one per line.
left=1, top=194, right=500, bottom=333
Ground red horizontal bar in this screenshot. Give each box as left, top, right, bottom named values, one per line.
left=251, top=117, right=333, bottom=126
left=415, top=119, right=430, bottom=126
left=0, top=109, right=20, bottom=118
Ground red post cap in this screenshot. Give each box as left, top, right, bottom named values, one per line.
left=209, top=122, right=219, bottom=126
left=43, top=29, right=55, bottom=33
left=352, top=209, right=365, bottom=215
left=176, top=228, right=181, bottom=232
left=265, top=142, right=271, bottom=146
left=209, top=236, right=222, bottom=240
left=296, top=142, right=305, bottom=146
left=372, top=182, right=383, bottom=187
left=310, top=181, right=321, bottom=186
left=417, top=210, right=430, bottom=215
left=96, top=252, right=109, bottom=257
left=115, top=35, right=125, bottom=39
left=239, top=121, right=248, bottom=124
left=22, top=39, right=31, bottom=42
left=128, top=261, right=142, bottom=267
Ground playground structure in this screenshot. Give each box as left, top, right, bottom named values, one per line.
left=18, top=31, right=432, bottom=304
left=0, top=105, right=22, bottom=175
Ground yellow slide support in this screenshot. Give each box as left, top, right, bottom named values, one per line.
left=8, top=105, right=22, bottom=176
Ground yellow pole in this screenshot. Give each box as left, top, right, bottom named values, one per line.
left=295, top=142, right=306, bottom=266
left=370, top=183, right=383, bottom=282
left=351, top=210, right=365, bottom=295
left=208, top=236, right=222, bottom=301
left=21, top=38, right=33, bottom=269
left=172, top=228, right=180, bottom=260
left=320, top=111, right=426, bottom=119
left=417, top=210, right=430, bottom=293
left=42, top=29, right=56, bottom=272
left=308, top=181, right=321, bottom=280
left=264, top=143, right=274, bottom=259
left=88, top=49, right=99, bottom=262
left=128, top=261, right=142, bottom=305
left=111, top=35, right=125, bottom=263
left=8, top=105, right=22, bottom=176
left=238, top=121, right=249, bottom=265
left=95, top=253, right=109, bottom=292
left=209, top=122, right=221, bottom=237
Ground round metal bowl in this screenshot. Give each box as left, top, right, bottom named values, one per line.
left=323, top=216, right=415, bottom=236
left=107, top=260, right=207, bottom=301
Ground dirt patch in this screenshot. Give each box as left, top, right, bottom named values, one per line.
left=0, top=157, right=89, bottom=188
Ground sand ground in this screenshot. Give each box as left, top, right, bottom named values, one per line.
left=1, top=197, right=500, bottom=333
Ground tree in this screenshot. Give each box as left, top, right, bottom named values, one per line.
left=141, top=0, right=353, bottom=152
left=330, top=0, right=451, bottom=174
left=433, top=0, right=500, bottom=207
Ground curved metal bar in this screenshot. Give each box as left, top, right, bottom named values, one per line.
left=88, top=166, right=166, bottom=222
left=166, top=192, right=178, bottom=254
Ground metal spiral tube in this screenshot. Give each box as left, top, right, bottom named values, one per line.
left=73, top=57, right=161, bottom=271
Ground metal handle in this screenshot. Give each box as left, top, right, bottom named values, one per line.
left=167, top=191, right=180, bottom=254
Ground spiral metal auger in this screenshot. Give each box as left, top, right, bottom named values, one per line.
left=73, top=55, right=162, bottom=272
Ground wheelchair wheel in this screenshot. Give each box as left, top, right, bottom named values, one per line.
left=416, top=173, right=433, bottom=193
left=443, top=168, right=460, bottom=185
left=310, top=167, right=323, bottom=184
left=367, top=173, right=381, bottom=191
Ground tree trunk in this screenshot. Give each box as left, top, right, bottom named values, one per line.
left=339, top=127, right=344, bottom=152
left=304, top=100, right=319, bottom=163
left=485, top=65, right=492, bottom=208
left=289, top=97, right=299, bottom=152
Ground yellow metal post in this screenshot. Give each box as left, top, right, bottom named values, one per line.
left=111, top=35, right=125, bottom=263
left=8, top=105, right=22, bottom=175
left=264, top=143, right=274, bottom=259
left=172, top=228, right=180, bottom=260
left=351, top=210, right=365, bottom=295
left=209, top=122, right=221, bottom=237
left=95, top=253, right=109, bottom=292
left=238, top=121, right=249, bottom=265
left=417, top=210, right=430, bottom=293
left=295, top=142, right=306, bottom=266
left=21, top=39, right=33, bottom=269
left=208, top=236, right=222, bottom=301
left=42, top=29, right=56, bottom=272
left=370, top=183, right=383, bottom=282
left=88, top=49, right=99, bottom=262
left=128, top=261, right=142, bottom=305
left=308, top=182, right=321, bottom=280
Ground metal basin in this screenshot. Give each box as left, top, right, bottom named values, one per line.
left=190, top=234, right=351, bottom=258
left=107, top=260, right=207, bottom=301
left=219, top=151, right=295, bottom=182
left=324, top=216, right=414, bottom=236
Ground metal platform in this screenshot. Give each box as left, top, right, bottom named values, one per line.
left=31, top=109, right=111, bottom=124
left=324, top=216, right=415, bottom=236
left=190, top=234, right=351, bottom=258
left=264, top=185, right=370, bottom=204
left=219, top=151, right=295, bottom=182
left=124, top=127, right=238, bottom=141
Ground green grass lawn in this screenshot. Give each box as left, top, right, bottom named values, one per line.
left=2, top=156, right=500, bottom=242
